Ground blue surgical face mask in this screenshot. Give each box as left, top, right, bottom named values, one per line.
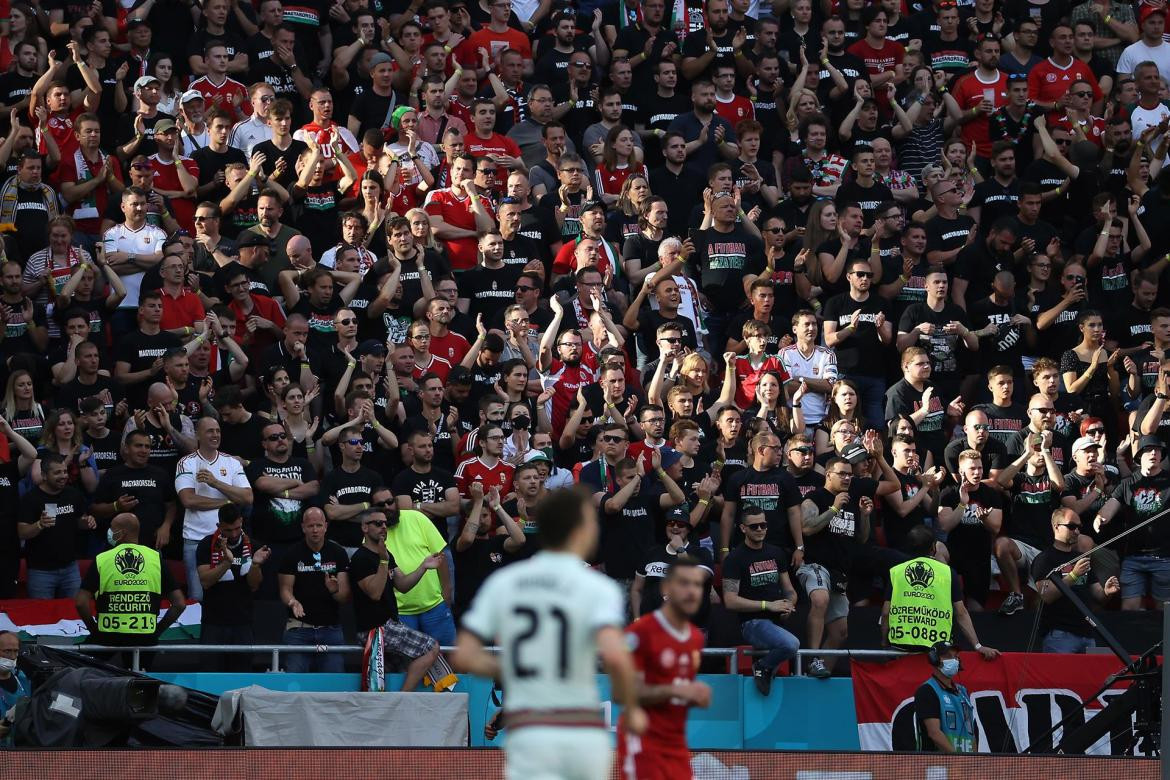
left=107, top=528, right=119, bottom=547
left=940, top=658, right=960, bottom=678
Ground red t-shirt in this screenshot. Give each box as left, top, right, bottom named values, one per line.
left=188, top=75, right=251, bottom=122
left=1027, top=58, right=1102, bottom=110
left=430, top=330, right=471, bottom=365
left=150, top=155, right=200, bottom=234
left=1050, top=113, right=1106, bottom=146
left=454, top=455, right=515, bottom=498
left=543, top=359, right=596, bottom=431
left=55, top=150, right=123, bottom=235
left=714, top=94, right=755, bottom=127
left=619, top=610, right=704, bottom=749
left=951, top=70, right=1009, bottom=157
left=412, top=353, right=453, bottom=382
left=594, top=161, right=647, bottom=198
left=423, top=187, right=481, bottom=271
left=464, top=131, right=522, bottom=162
left=463, top=26, right=533, bottom=65
left=229, top=293, right=286, bottom=363
left=41, top=108, right=83, bottom=159
left=733, top=355, right=788, bottom=410
left=159, top=288, right=206, bottom=331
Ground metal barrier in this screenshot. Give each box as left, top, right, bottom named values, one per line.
left=58, top=643, right=905, bottom=674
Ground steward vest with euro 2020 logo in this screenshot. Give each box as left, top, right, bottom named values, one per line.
left=95, top=543, right=163, bottom=635
left=888, top=557, right=952, bottom=650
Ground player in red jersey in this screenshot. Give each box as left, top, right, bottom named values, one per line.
left=617, top=556, right=711, bottom=780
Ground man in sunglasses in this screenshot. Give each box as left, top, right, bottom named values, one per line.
left=1007, top=390, right=1073, bottom=469
left=247, top=421, right=321, bottom=560
left=943, top=409, right=1007, bottom=484
left=1061, top=432, right=1121, bottom=582
left=1031, top=507, right=1120, bottom=653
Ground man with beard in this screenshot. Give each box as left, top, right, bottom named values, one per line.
left=943, top=409, right=1008, bottom=483
left=401, top=374, right=461, bottom=472
left=720, top=431, right=804, bottom=563
left=393, top=428, right=461, bottom=537
left=238, top=190, right=299, bottom=286
left=0, top=152, right=58, bottom=260
left=668, top=80, right=740, bottom=177
left=539, top=304, right=598, bottom=430
left=90, top=429, right=178, bottom=549
left=458, top=230, right=524, bottom=324
left=967, top=143, right=1019, bottom=234
left=648, top=131, right=706, bottom=238
left=196, top=505, right=271, bottom=671
left=785, top=434, right=825, bottom=499
left=952, top=220, right=1018, bottom=312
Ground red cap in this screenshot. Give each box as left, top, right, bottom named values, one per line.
left=1140, top=4, right=1166, bottom=24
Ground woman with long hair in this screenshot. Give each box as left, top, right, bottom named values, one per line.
left=2, top=5, right=47, bottom=72
left=814, top=379, right=865, bottom=454
left=620, top=195, right=668, bottom=286
left=21, top=217, right=95, bottom=340
left=1061, top=310, right=1129, bottom=445
left=359, top=171, right=389, bottom=258
left=33, top=408, right=98, bottom=493
left=801, top=200, right=838, bottom=289
left=594, top=125, right=646, bottom=206
left=277, top=382, right=323, bottom=471
left=148, top=53, right=181, bottom=115
left=2, top=368, right=43, bottom=445
left=407, top=207, right=439, bottom=251
left=606, top=173, right=651, bottom=245
left=257, top=366, right=292, bottom=422
left=746, top=372, right=805, bottom=442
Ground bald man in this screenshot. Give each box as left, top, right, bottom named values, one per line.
left=176, top=416, right=254, bottom=601
left=76, top=513, right=186, bottom=665
left=943, top=408, right=1008, bottom=484
left=278, top=508, right=351, bottom=673
left=121, top=382, right=197, bottom=473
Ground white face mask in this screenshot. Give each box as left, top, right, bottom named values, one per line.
left=940, top=658, right=960, bottom=678
left=0, top=657, right=16, bottom=673
left=107, top=528, right=119, bottom=547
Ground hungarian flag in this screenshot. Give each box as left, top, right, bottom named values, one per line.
left=0, top=598, right=202, bottom=641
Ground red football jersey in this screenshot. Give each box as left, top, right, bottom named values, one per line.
left=733, top=355, right=788, bottom=410
left=625, top=609, right=704, bottom=748
left=454, top=455, right=515, bottom=498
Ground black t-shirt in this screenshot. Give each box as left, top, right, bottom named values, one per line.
left=454, top=533, right=512, bottom=617
left=942, top=438, right=1008, bottom=480
left=721, top=465, right=803, bottom=550
left=600, top=489, right=663, bottom=579
left=195, top=533, right=257, bottom=626
left=1006, top=469, right=1060, bottom=549
left=459, top=264, right=525, bottom=324
left=219, top=413, right=266, bottom=461
left=924, top=214, right=975, bottom=259
left=55, top=375, right=121, bottom=418
left=722, top=541, right=792, bottom=624
left=938, top=483, right=1001, bottom=560
left=1110, top=469, right=1170, bottom=556
left=114, top=329, right=182, bottom=408
left=637, top=542, right=713, bottom=625
left=348, top=89, right=398, bottom=140
left=688, top=224, right=764, bottom=313
left=320, top=464, right=385, bottom=547
left=969, top=178, right=1019, bottom=233
left=968, top=294, right=1027, bottom=374
left=804, top=482, right=872, bottom=573
left=350, top=545, right=398, bottom=630
left=885, top=471, right=929, bottom=552
left=252, top=138, right=309, bottom=186
left=277, top=540, right=350, bottom=626
left=390, top=466, right=457, bottom=539
left=1006, top=426, right=1072, bottom=471
left=821, top=293, right=888, bottom=376
left=295, top=181, right=344, bottom=256
left=19, top=485, right=87, bottom=570
left=85, top=429, right=122, bottom=474
left=974, top=401, right=1028, bottom=446
left=897, top=301, right=971, bottom=387
left=836, top=179, right=894, bottom=225
left=92, top=465, right=175, bottom=546
left=246, top=456, right=318, bottom=544
left=192, top=145, right=247, bottom=201
left=1030, top=545, right=1099, bottom=637
left=885, top=378, right=947, bottom=465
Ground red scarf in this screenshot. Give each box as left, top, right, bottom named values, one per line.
left=209, top=529, right=252, bottom=567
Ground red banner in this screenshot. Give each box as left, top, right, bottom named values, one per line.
left=853, top=652, right=1152, bottom=755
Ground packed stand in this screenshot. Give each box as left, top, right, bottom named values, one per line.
left=0, top=0, right=1164, bottom=685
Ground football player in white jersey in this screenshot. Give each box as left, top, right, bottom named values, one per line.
left=453, top=486, right=648, bottom=780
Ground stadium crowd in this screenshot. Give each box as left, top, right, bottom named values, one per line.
left=0, top=0, right=1167, bottom=690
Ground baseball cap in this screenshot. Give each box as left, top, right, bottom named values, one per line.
left=657, top=446, right=682, bottom=470
left=1136, top=435, right=1166, bottom=455
left=447, top=365, right=473, bottom=385
left=370, top=51, right=394, bottom=69
left=357, top=339, right=388, bottom=357
left=180, top=89, right=205, bottom=104
left=1071, top=436, right=1100, bottom=455
left=154, top=119, right=177, bottom=134
left=126, top=17, right=149, bottom=28
left=133, top=75, right=160, bottom=92
left=665, top=506, right=689, bottom=524
left=236, top=231, right=271, bottom=249
left=523, top=450, right=552, bottom=464
left=1141, top=4, right=1166, bottom=23
left=580, top=199, right=606, bottom=215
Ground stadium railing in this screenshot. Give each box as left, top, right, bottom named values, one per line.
left=58, top=644, right=905, bottom=673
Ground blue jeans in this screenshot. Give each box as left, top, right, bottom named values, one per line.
left=741, top=618, right=800, bottom=671
left=1042, top=629, right=1096, bottom=654
left=844, top=373, right=886, bottom=428
left=1120, top=555, right=1170, bottom=600
left=183, top=539, right=203, bottom=602
left=400, top=601, right=456, bottom=647
left=283, top=625, right=345, bottom=673
left=26, top=564, right=81, bottom=599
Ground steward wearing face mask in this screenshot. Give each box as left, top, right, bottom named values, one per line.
left=75, top=514, right=186, bottom=650
left=913, top=641, right=977, bottom=753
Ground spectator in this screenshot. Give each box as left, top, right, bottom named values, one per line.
left=18, top=453, right=94, bottom=598
left=196, top=504, right=270, bottom=671
left=277, top=507, right=350, bottom=673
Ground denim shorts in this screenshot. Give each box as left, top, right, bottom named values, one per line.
left=1120, top=555, right=1170, bottom=600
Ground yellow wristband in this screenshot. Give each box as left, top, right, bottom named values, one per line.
left=761, top=600, right=767, bottom=611
left=362, top=502, right=370, bottom=510
left=699, top=498, right=710, bottom=506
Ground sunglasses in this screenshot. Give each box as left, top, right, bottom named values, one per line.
left=744, top=522, right=768, bottom=530
left=852, top=271, right=874, bottom=278
left=337, top=318, right=357, bottom=326
left=1057, top=523, right=1081, bottom=531
left=1085, top=427, right=1106, bottom=435
left=1031, top=407, right=1056, bottom=415
left=602, top=435, right=628, bottom=444
left=265, top=432, right=288, bottom=441
left=1070, top=91, right=1092, bottom=98
left=516, top=285, right=538, bottom=292
left=344, top=438, right=364, bottom=445
left=763, top=226, right=785, bottom=234
left=364, top=519, right=388, bottom=527
left=667, top=519, right=690, bottom=527
left=374, top=499, right=395, bottom=507
left=660, top=336, right=682, bottom=343
left=790, top=446, right=813, bottom=454
left=971, top=423, right=989, bottom=431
